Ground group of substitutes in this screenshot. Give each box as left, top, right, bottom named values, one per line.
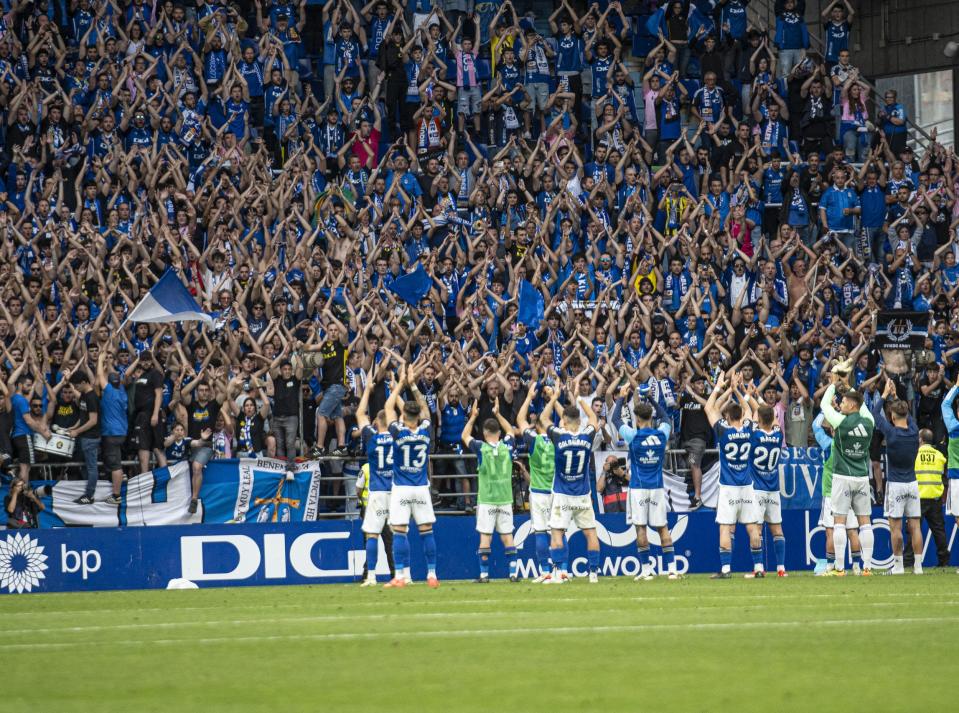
left=354, top=362, right=959, bottom=586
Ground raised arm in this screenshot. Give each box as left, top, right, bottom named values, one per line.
left=819, top=381, right=844, bottom=429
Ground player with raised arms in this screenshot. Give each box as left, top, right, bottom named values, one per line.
left=743, top=384, right=788, bottom=577
left=355, top=369, right=394, bottom=587
left=541, top=374, right=600, bottom=584
left=820, top=372, right=875, bottom=576
left=463, top=399, right=519, bottom=582
left=703, top=371, right=765, bottom=579
left=384, top=364, right=439, bottom=589
left=609, top=383, right=679, bottom=580
left=813, top=413, right=863, bottom=575
left=871, top=377, right=923, bottom=574
left=517, top=385, right=556, bottom=582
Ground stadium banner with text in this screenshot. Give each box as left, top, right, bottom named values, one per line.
left=876, top=310, right=929, bottom=350
left=593, top=447, right=823, bottom=513
left=1, top=510, right=954, bottom=594
left=12, top=459, right=323, bottom=529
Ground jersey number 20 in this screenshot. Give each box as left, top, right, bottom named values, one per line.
left=752, top=446, right=780, bottom=471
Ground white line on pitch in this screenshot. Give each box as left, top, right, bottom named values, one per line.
left=1, top=616, right=956, bottom=651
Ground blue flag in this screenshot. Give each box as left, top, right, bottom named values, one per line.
left=644, top=6, right=666, bottom=36
left=124, top=269, right=213, bottom=326
left=688, top=6, right=715, bottom=44
left=518, top=280, right=545, bottom=329
left=388, top=263, right=432, bottom=306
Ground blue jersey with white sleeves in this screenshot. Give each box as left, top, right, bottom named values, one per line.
left=362, top=425, right=394, bottom=492
left=715, top=419, right=754, bottom=486
left=388, top=419, right=432, bottom=487
left=749, top=426, right=783, bottom=492
left=547, top=424, right=597, bottom=496
left=621, top=424, right=671, bottom=490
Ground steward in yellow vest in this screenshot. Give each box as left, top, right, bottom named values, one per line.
left=905, top=430, right=951, bottom=568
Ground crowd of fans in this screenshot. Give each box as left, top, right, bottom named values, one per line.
left=0, top=0, right=957, bottom=527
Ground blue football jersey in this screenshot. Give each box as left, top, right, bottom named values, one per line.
left=548, top=425, right=597, bottom=496
left=750, top=426, right=783, bottom=492
left=362, top=425, right=394, bottom=492
left=388, top=419, right=432, bottom=487
left=620, top=423, right=671, bottom=490
left=715, top=419, right=754, bottom=487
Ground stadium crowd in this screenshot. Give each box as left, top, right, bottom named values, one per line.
left=0, top=0, right=957, bottom=536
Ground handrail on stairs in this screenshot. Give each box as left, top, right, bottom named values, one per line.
left=743, top=0, right=938, bottom=150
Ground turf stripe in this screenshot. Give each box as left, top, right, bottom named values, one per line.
left=11, top=600, right=959, bottom=637
left=0, top=589, right=947, bottom=618
left=3, top=616, right=957, bottom=650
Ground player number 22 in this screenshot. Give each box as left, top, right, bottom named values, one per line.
left=723, top=442, right=751, bottom=461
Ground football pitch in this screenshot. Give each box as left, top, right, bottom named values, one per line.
left=4, top=572, right=957, bottom=713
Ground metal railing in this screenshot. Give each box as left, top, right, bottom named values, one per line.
left=746, top=0, right=937, bottom=150
left=23, top=449, right=708, bottom=518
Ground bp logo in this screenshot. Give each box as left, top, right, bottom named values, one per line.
left=0, top=533, right=48, bottom=593
left=886, top=317, right=913, bottom=343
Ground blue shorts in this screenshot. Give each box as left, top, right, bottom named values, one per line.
left=318, top=383, right=347, bottom=419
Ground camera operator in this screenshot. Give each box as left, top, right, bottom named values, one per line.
left=598, top=455, right=629, bottom=513
left=5, top=478, right=45, bottom=528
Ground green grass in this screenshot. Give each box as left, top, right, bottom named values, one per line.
left=3, top=571, right=958, bottom=713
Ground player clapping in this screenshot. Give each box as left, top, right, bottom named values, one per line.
left=384, top=364, right=440, bottom=589
left=541, top=375, right=601, bottom=584
left=704, top=372, right=766, bottom=579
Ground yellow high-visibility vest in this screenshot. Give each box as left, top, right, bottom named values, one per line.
left=358, top=463, right=370, bottom=507
left=915, top=444, right=946, bottom=499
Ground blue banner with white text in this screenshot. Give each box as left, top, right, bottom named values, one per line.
left=0, top=511, right=955, bottom=594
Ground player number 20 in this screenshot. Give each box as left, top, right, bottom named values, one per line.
left=752, top=446, right=780, bottom=471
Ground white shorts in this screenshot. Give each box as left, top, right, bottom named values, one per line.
left=476, top=504, right=514, bottom=535
left=627, top=487, right=667, bottom=528
left=715, top=484, right=756, bottom=525
left=752, top=489, right=782, bottom=525
left=831, top=475, right=872, bottom=517
left=947, top=483, right=959, bottom=516
left=548, top=493, right=597, bottom=531
left=388, top=485, right=436, bottom=527
left=818, top=497, right=859, bottom=529
left=884, top=481, right=921, bottom=519
left=362, top=490, right=391, bottom=534
left=530, top=491, right=552, bottom=532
